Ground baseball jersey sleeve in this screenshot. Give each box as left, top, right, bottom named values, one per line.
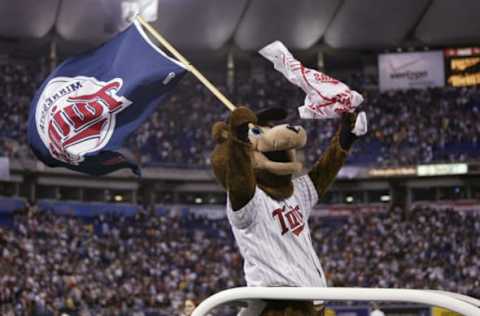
left=293, top=175, right=319, bottom=219
left=227, top=187, right=261, bottom=229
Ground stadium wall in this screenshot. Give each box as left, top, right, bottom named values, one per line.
left=1, top=159, right=480, bottom=210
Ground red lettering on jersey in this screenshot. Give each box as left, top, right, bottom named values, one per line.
left=272, top=205, right=305, bottom=236
left=272, top=207, right=289, bottom=235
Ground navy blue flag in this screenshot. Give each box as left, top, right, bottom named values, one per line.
left=27, top=20, right=186, bottom=176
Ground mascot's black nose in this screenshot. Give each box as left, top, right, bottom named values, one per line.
left=286, top=125, right=301, bottom=134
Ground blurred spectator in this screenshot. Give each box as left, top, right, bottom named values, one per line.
left=370, top=303, right=385, bottom=316
left=181, top=298, right=197, bottom=316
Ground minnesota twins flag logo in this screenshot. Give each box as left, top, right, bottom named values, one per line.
left=28, top=20, right=186, bottom=176
left=37, top=77, right=132, bottom=165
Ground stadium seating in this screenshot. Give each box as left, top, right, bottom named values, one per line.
left=0, top=203, right=478, bottom=315
left=1, top=61, right=480, bottom=168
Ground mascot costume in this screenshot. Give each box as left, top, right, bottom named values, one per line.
left=210, top=41, right=368, bottom=316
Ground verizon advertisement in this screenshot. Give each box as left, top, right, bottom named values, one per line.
left=378, top=51, right=445, bottom=91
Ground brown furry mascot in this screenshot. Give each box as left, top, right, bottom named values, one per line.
left=210, top=105, right=367, bottom=316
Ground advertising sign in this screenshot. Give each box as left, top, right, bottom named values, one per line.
left=445, top=47, right=480, bottom=87
left=378, top=51, right=445, bottom=91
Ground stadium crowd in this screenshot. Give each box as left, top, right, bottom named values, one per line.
left=0, top=206, right=242, bottom=315
left=0, top=62, right=46, bottom=160
left=1, top=60, right=480, bottom=168
left=314, top=206, right=480, bottom=296
left=0, top=204, right=479, bottom=315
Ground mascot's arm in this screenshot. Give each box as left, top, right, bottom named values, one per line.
left=308, top=113, right=359, bottom=198
left=227, top=107, right=258, bottom=211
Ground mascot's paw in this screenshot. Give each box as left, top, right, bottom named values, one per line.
left=339, top=111, right=367, bottom=150
left=352, top=111, right=367, bottom=136
left=229, top=106, right=258, bottom=143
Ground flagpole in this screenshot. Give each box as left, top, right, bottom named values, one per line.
left=135, top=16, right=237, bottom=112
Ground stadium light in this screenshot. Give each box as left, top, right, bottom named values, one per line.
left=380, top=195, right=391, bottom=202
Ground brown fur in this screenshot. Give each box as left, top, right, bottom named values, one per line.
left=255, top=170, right=293, bottom=200
left=210, top=107, right=356, bottom=314
left=210, top=107, right=354, bottom=207
left=212, top=121, right=228, bottom=143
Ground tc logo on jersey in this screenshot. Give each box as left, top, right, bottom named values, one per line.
left=272, top=205, right=305, bottom=236
left=35, top=76, right=132, bottom=164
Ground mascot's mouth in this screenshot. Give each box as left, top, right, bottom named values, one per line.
left=264, top=150, right=291, bottom=163
left=254, top=149, right=303, bottom=176
left=254, top=149, right=302, bottom=175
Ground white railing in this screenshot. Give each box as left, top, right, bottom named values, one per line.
left=192, top=287, right=480, bottom=316
left=426, top=290, right=480, bottom=308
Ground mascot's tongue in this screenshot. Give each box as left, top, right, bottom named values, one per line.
left=259, top=41, right=364, bottom=120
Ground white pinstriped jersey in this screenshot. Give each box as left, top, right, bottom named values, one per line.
left=227, top=175, right=327, bottom=287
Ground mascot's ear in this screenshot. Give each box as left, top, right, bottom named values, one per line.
left=212, top=121, right=228, bottom=143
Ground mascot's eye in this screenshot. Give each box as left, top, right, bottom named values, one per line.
left=251, top=127, right=262, bottom=135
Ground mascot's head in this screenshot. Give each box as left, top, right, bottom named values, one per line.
left=211, top=107, right=306, bottom=200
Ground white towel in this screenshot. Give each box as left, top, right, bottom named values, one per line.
left=259, top=41, right=364, bottom=120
